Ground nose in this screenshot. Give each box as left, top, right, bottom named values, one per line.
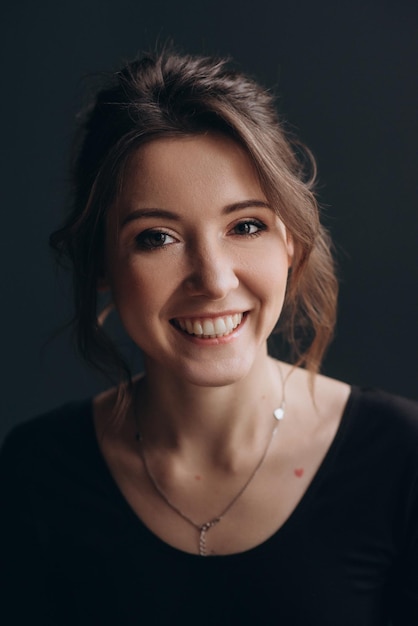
left=183, top=240, right=239, bottom=300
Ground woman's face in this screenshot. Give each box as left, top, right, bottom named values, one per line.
left=105, top=133, right=293, bottom=387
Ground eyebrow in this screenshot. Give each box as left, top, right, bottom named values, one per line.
left=120, top=200, right=272, bottom=227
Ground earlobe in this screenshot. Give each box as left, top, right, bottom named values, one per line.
left=96, top=279, right=114, bottom=327
left=97, top=301, right=114, bottom=326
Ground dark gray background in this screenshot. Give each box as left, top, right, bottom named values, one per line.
left=1, top=0, right=417, bottom=441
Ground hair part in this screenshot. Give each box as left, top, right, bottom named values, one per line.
left=50, top=46, right=338, bottom=421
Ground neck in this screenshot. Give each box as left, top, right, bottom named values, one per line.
left=134, top=355, right=285, bottom=464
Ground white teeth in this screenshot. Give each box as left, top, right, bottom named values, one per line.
left=202, top=319, right=215, bottom=336
left=175, top=313, right=243, bottom=338
left=213, top=318, right=227, bottom=334
left=193, top=321, right=203, bottom=335
left=225, top=317, right=234, bottom=333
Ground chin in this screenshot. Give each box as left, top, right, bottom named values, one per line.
left=170, top=355, right=258, bottom=389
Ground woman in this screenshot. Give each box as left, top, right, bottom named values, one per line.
left=1, top=48, right=417, bottom=625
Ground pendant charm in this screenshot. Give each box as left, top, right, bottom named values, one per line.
left=198, top=519, right=221, bottom=556
left=199, top=525, right=209, bottom=557
left=273, top=405, right=285, bottom=421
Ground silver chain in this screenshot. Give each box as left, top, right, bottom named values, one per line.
left=136, top=401, right=284, bottom=556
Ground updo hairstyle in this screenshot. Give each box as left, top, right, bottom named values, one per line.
left=50, top=47, right=338, bottom=418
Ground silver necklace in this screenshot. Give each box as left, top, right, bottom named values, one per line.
left=135, top=401, right=285, bottom=557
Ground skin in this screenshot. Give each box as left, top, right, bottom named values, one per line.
left=95, top=133, right=351, bottom=555
left=105, top=133, right=293, bottom=391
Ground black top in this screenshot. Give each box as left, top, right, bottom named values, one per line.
left=1, top=386, right=418, bottom=625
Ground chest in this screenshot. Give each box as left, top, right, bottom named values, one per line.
left=37, top=474, right=395, bottom=626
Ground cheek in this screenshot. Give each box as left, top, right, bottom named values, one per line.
left=108, top=257, right=173, bottom=326
left=239, top=250, right=289, bottom=337
left=248, top=245, right=290, bottom=294
left=107, top=259, right=143, bottom=313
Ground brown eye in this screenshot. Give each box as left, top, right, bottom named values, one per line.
left=232, top=220, right=266, bottom=236
left=135, top=230, right=175, bottom=250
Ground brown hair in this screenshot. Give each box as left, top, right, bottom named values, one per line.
left=50, top=47, right=338, bottom=417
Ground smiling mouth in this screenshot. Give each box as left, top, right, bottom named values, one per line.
left=171, top=312, right=246, bottom=339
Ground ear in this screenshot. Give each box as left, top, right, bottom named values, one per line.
left=97, top=301, right=114, bottom=326
left=285, top=231, right=294, bottom=268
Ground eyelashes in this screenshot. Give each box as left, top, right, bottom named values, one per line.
left=134, top=230, right=176, bottom=251
left=231, top=219, right=267, bottom=237
left=134, top=219, right=268, bottom=252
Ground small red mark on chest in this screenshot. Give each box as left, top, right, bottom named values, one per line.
left=194, top=475, right=202, bottom=481
left=294, top=468, right=304, bottom=477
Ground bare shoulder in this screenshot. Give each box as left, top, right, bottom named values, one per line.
left=313, top=371, right=352, bottom=421
left=276, top=360, right=351, bottom=430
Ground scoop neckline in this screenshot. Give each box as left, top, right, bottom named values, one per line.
left=86, top=384, right=360, bottom=561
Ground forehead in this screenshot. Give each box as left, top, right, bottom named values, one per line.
left=116, top=133, right=265, bottom=215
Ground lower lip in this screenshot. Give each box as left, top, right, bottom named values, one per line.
left=171, top=314, right=248, bottom=346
